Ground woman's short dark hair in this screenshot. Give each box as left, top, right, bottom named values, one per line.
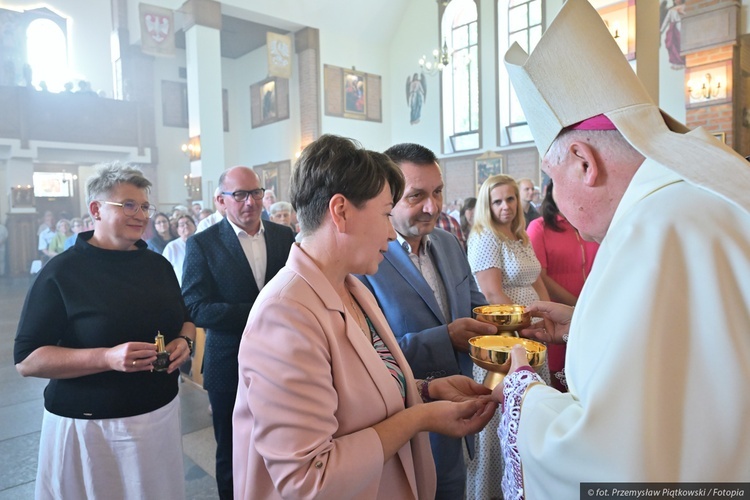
left=541, top=180, right=564, bottom=232
left=290, top=134, right=404, bottom=234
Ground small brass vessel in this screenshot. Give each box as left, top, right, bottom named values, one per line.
left=469, top=336, right=546, bottom=389
left=153, top=331, right=170, bottom=372
left=473, top=304, right=531, bottom=335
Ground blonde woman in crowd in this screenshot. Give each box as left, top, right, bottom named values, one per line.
left=464, top=174, right=549, bottom=500
left=44, top=218, right=72, bottom=259
left=64, top=217, right=84, bottom=250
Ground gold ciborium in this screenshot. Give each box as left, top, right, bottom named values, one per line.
left=469, top=336, right=547, bottom=389
left=473, top=305, right=531, bottom=336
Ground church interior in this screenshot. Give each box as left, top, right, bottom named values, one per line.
left=1, top=0, right=749, bottom=497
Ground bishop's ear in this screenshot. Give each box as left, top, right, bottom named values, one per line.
left=569, top=141, right=599, bottom=187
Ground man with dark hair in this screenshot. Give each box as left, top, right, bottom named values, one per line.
left=182, top=166, right=295, bottom=499
left=359, top=143, right=496, bottom=499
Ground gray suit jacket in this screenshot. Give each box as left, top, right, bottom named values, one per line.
left=182, top=218, right=295, bottom=392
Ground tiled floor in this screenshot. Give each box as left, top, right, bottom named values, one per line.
left=0, top=277, right=220, bottom=499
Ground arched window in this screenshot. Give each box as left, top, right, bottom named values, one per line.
left=442, top=0, right=480, bottom=153
left=498, top=0, right=543, bottom=145
left=26, top=17, right=68, bottom=92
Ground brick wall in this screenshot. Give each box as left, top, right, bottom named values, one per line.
left=685, top=44, right=736, bottom=147
left=685, top=44, right=733, bottom=67
left=440, top=145, right=540, bottom=205
left=686, top=0, right=726, bottom=12
left=505, top=148, right=540, bottom=185
left=295, top=28, right=320, bottom=149
left=442, top=156, right=476, bottom=202
left=298, top=49, right=319, bottom=148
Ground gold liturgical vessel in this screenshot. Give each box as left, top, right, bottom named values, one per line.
left=153, top=331, right=170, bottom=372
left=470, top=305, right=547, bottom=389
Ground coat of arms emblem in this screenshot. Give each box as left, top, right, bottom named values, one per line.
left=144, top=13, right=170, bottom=44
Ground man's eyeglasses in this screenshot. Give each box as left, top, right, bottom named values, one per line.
left=222, top=189, right=265, bottom=202
left=101, top=200, right=157, bottom=218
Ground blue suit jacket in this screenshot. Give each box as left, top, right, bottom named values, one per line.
left=360, top=228, right=487, bottom=380
left=182, top=218, right=295, bottom=392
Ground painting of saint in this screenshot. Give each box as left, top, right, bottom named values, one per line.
left=660, top=0, right=686, bottom=70
left=261, top=80, right=277, bottom=121
left=344, top=71, right=365, bottom=115
left=406, top=73, right=426, bottom=125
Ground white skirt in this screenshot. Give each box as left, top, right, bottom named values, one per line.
left=35, top=396, right=185, bottom=500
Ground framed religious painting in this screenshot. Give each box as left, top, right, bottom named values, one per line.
left=161, top=80, right=188, bottom=128
left=255, top=163, right=279, bottom=197
left=343, top=68, right=367, bottom=120
left=250, top=77, right=289, bottom=128
left=324, top=65, right=381, bottom=122
left=474, top=152, right=503, bottom=196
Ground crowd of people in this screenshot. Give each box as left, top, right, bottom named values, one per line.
left=12, top=1, right=750, bottom=497
left=33, top=191, right=304, bottom=289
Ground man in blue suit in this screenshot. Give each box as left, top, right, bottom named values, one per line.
left=359, top=143, right=496, bottom=499
left=182, top=166, right=295, bottom=499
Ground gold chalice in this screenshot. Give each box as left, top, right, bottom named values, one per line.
left=473, top=304, right=531, bottom=336
left=469, top=336, right=547, bottom=389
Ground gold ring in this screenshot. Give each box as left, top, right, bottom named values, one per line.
left=132, top=360, right=136, bottom=367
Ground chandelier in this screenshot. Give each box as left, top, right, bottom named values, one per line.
left=418, top=38, right=451, bottom=76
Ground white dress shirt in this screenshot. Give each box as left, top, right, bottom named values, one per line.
left=227, top=218, right=267, bottom=291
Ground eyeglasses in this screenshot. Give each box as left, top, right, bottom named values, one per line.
left=177, top=222, right=194, bottom=228
left=221, top=188, right=265, bottom=202
left=101, top=200, right=157, bottom=218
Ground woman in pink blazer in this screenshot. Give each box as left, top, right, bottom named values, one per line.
left=233, top=135, right=497, bottom=499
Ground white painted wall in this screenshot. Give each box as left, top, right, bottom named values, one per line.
left=151, top=47, right=192, bottom=211
left=388, top=0, right=442, bottom=152
left=223, top=43, right=301, bottom=169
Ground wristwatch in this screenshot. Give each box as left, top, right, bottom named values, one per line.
left=179, top=336, right=194, bottom=356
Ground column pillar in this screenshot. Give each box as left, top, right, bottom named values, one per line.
left=5, top=157, right=36, bottom=277
left=634, top=0, right=660, bottom=102
left=182, top=0, right=225, bottom=194
left=295, top=27, right=320, bottom=149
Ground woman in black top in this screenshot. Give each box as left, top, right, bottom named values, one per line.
left=14, top=162, right=195, bottom=499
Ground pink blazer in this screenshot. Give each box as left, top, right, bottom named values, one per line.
left=233, top=244, right=436, bottom=499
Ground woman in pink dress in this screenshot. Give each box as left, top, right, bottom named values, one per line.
left=526, top=181, right=599, bottom=391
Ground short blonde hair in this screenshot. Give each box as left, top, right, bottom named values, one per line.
left=86, top=162, right=151, bottom=206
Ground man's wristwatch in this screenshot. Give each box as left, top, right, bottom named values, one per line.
left=179, top=336, right=194, bottom=356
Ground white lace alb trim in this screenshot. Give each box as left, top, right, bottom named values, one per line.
left=499, top=369, right=545, bottom=500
